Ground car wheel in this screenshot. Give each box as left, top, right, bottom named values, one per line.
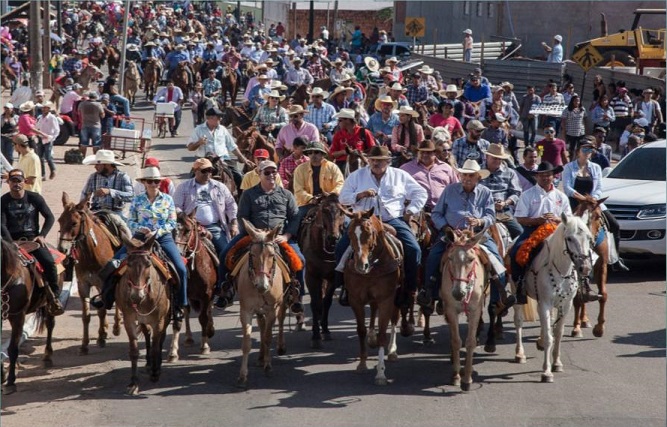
left=53, top=121, right=74, bottom=146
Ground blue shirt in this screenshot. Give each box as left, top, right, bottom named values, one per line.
left=562, top=160, right=603, bottom=200
left=547, top=43, right=563, bottom=63
left=306, top=102, right=338, bottom=131
left=247, top=85, right=271, bottom=112
left=463, top=84, right=492, bottom=103
left=367, top=112, right=399, bottom=143
left=432, top=182, right=495, bottom=231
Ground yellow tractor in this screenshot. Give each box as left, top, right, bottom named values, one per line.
left=573, top=9, right=665, bottom=72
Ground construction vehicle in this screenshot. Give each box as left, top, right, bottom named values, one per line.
left=572, top=8, right=665, bottom=73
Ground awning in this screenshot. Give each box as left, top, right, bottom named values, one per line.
left=0, top=2, right=58, bottom=22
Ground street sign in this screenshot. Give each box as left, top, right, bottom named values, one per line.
left=572, top=44, right=604, bottom=72
left=405, top=17, right=426, bottom=38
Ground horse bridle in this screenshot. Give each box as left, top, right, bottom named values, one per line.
left=248, top=241, right=278, bottom=288
left=58, top=209, right=97, bottom=260
left=125, top=250, right=164, bottom=316
left=445, top=243, right=479, bottom=314
left=175, top=219, right=200, bottom=270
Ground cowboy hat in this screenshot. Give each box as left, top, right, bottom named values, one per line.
left=257, top=74, right=269, bottom=80
left=466, top=120, right=486, bottom=131
left=374, top=95, right=398, bottom=111
left=379, top=66, right=392, bottom=74
left=41, top=101, right=56, bottom=110
left=386, top=56, right=399, bottom=64
left=463, top=29, right=473, bottom=35
left=395, top=105, right=419, bottom=118
left=304, top=140, right=328, bottom=155
left=263, top=58, right=275, bottom=65
left=192, top=158, right=213, bottom=170
left=554, top=35, right=563, bottom=42
left=366, top=145, right=392, bottom=160
left=175, top=44, right=186, bottom=50
left=364, top=57, right=380, bottom=72
left=270, top=80, right=288, bottom=91
left=531, top=161, right=563, bottom=175
left=262, top=90, right=285, bottom=101
left=439, top=84, right=462, bottom=98
left=418, top=65, right=434, bottom=74
left=3, top=102, right=14, bottom=110
left=388, top=82, right=407, bottom=92
left=82, top=149, right=125, bottom=166
left=127, top=44, right=139, bottom=52
left=339, top=74, right=353, bottom=83
left=500, top=81, right=514, bottom=90
left=136, top=166, right=164, bottom=182
left=417, top=140, right=437, bottom=151
left=309, top=87, right=330, bottom=99
left=333, top=108, right=357, bottom=121
left=484, top=143, right=511, bottom=159
left=19, top=101, right=35, bottom=112
left=458, top=159, right=490, bottom=178
left=329, top=85, right=354, bottom=99
left=292, top=57, right=303, bottom=64
left=333, top=58, right=344, bottom=65
left=144, top=41, right=156, bottom=47
left=287, top=105, right=309, bottom=116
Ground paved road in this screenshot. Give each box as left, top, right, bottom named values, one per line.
left=1, top=95, right=665, bottom=427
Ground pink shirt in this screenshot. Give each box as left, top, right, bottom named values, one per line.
left=400, top=158, right=460, bottom=209
left=276, top=122, right=320, bottom=151
left=18, top=114, right=37, bottom=137
left=391, top=123, right=424, bottom=152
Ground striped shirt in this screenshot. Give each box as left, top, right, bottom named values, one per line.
left=479, top=164, right=522, bottom=211
left=80, top=169, right=134, bottom=212
left=306, top=102, right=338, bottom=132
left=610, top=95, right=633, bottom=118
left=254, top=105, right=288, bottom=129
left=452, top=137, right=491, bottom=168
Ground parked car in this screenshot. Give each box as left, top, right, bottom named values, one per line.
left=601, top=140, right=666, bottom=257
left=371, top=42, right=413, bottom=63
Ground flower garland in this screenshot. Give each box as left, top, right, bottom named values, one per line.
left=225, top=235, right=303, bottom=272
left=516, top=222, right=558, bottom=267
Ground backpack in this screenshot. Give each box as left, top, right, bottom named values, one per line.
left=64, top=149, right=84, bottom=164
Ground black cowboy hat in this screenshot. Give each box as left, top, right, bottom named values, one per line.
left=531, top=161, right=563, bottom=174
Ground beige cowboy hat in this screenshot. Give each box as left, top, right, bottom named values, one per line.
left=333, top=57, right=344, bottom=65
left=144, top=41, right=156, bottom=47
left=364, top=56, right=380, bottom=72
left=339, top=73, right=353, bottom=83
left=418, top=65, right=434, bottom=75
left=366, top=145, right=392, bottom=160
left=374, top=95, right=398, bottom=111
left=395, top=105, right=419, bottom=118
left=263, top=58, right=275, bottom=66
left=309, top=87, right=330, bottom=99
left=270, top=80, right=288, bottom=91
left=175, top=44, right=186, bottom=50
left=500, top=81, right=514, bottom=90
left=82, top=149, right=125, bottom=166
left=458, top=159, right=490, bottom=178
left=333, top=108, right=356, bottom=121
left=388, top=82, right=407, bottom=92
left=292, top=57, right=304, bottom=64
left=287, top=105, right=309, bottom=116
left=439, top=84, right=463, bottom=98
left=262, top=90, right=285, bottom=101
left=41, top=101, right=56, bottom=110
left=463, top=29, right=473, bottom=35
left=386, top=56, right=399, bottom=64
left=379, top=66, right=392, bottom=74
left=136, top=166, right=164, bottom=182
left=329, top=85, right=354, bottom=99
left=484, top=143, right=511, bottom=159
left=19, top=101, right=35, bottom=112
left=257, top=74, right=269, bottom=80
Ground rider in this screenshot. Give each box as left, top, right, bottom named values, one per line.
left=452, top=119, right=491, bottom=168
left=329, top=108, right=376, bottom=172
left=336, top=145, right=427, bottom=306
left=202, top=69, right=222, bottom=100
left=284, top=57, right=313, bottom=96
left=140, top=40, right=164, bottom=79
left=275, top=105, right=320, bottom=161
left=1, top=169, right=65, bottom=316
left=367, top=96, right=399, bottom=147
left=305, top=87, right=337, bottom=144
left=244, top=74, right=271, bottom=115
left=253, top=90, right=288, bottom=139
left=80, top=149, right=134, bottom=217
left=165, top=44, right=193, bottom=83
left=153, top=80, right=185, bottom=137
left=240, top=149, right=285, bottom=191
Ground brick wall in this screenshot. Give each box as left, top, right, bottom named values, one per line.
left=286, top=9, right=393, bottom=43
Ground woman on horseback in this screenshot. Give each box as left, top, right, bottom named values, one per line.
left=253, top=90, right=288, bottom=139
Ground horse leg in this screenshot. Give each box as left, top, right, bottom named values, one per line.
left=141, top=324, right=152, bottom=370
left=374, top=300, right=393, bottom=386
left=198, top=306, right=212, bottom=355
left=321, top=278, right=337, bottom=340
left=185, top=305, right=194, bottom=346
left=113, top=306, right=122, bottom=336
left=367, top=302, right=378, bottom=348
left=351, top=302, right=369, bottom=372
left=307, top=274, right=323, bottom=348
left=400, top=295, right=415, bottom=337
left=571, top=292, right=584, bottom=338
left=484, top=302, right=497, bottom=353
left=79, top=287, right=92, bottom=355
left=422, top=310, right=435, bottom=345
left=514, top=299, right=527, bottom=363
left=387, top=307, right=400, bottom=362
left=539, top=303, right=554, bottom=383
left=151, top=319, right=169, bottom=383
left=256, top=314, right=267, bottom=366
left=237, top=309, right=253, bottom=389
left=42, top=313, right=55, bottom=368
left=276, top=298, right=287, bottom=357
left=593, top=258, right=608, bottom=338
left=462, top=303, right=482, bottom=392
left=2, top=314, right=25, bottom=394
left=167, top=309, right=183, bottom=363
left=125, top=315, right=140, bottom=395
left=445, top=305, right=462, bottom=387
left=97, top=307, right=109, bottom=348
left=552, top=300, right=573, bottom=374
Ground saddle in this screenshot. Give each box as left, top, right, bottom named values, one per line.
left=15, top=242, right=67, bottom=281
left=116, top=245, right=178, bottom=286
left=94, top=210, right=131, bottom=248
left=225, top=236, right=303, bottom=282
left=515, top=222, right=558, bottom=269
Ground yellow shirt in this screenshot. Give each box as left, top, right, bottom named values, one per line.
left=17, top=149, right=42, bottom=194
left=292, top=159, right=344, bottom=206
left=240, top=169, right=284, bottom=190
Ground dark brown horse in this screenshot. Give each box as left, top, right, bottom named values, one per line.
left=144, top=58, right=160, bottom=101
left=221, top=107, right=254, bottom=135
left=235, top=128, right=279, bottom=172
left=57, top=192, right=125, bottom=355
left=219, top=65, right=239, bottom=106
left=342, top=208, right=401, bottom=385
left=408, top=211, right=437, bottom=344
left=204, top=153, right=239, bottom=200
left=572, top=196, right=609, bottom=338
left=1, top=240, right=58, bottom=394
left=291, top=84, right=311, bottom=108
left=173, top=61, right=191, bottom=100
left=344, top=145, right=368, bottom=177
left=297, top=194, right=346, bottom=348
left=172, top=211, right=218, bottom=360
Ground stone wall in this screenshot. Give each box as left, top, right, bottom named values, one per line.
left=285, top=9, right=393, bottom=43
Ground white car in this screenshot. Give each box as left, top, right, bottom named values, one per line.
left=602, top=140, right=666, bottom=257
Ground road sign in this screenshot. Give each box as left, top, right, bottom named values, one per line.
left=572, top=44, right=604, bottom=72
left=405, top=17, right=426, bottom=38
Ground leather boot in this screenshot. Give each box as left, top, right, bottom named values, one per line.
left=45, top=284, right=65, bottom=316
left=416, top=276, right=437, bottom=315
left=91, top=259, right=121, bottom=310
left=491, top=275, right=516, bottom=317
left=581, top=276, right=602, bottom=303
left=215, top=276, right=235, bottom=309
left=335, top=272, right=349, bottom=306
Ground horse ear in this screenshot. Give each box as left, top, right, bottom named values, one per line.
left=62, top=192, right=71, bottom=208
left=561, top=212, right=568, bottom=224
left=76, top=193, right=91, bottom=211
left=597, top=197, right=609, bottom=207
left=241, top=218, right=259, bottom=238
left=340, top=205, right=355, bottom=218
left=443, top=227, right=456, bottom=243
left=362, top=207, right=375, bottom=219
left=143, top=232, right=157, bottom=250
left=267, top=225, right=281, bottom=242
left=470, top=229, right=486, bottom=246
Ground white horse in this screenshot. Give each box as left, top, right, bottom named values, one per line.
left=513, top=213, right=593, bottom=383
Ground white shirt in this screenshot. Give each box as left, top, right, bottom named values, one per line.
left=195, top=182, right=220, bottom=226
left=515, top=184, right=572, bottom=219
left=35, top=113, right=60, bottom=143
left=60, top=91, right=82, bottom=114
left=339, top=166, right=427, bottom=221
left=188, top=123, right=238, bottom=160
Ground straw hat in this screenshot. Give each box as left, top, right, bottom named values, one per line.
left=333, top=108, right=356, bottom=120
left=418, top=65, right=434, bottom=75
left=19, top=101, right=35, bottom=112
left=395, top=105, right=419, bottom=118
left=500, top=81, right=514, bottom=90
left=82, top=149, right=124, bottom=166
left=386, top=56, right=399, bottom=64
left=136, top=166, right=164, bottom=182
left=364, top=57, right=380, bottom=72
left=192, top=158, right=213, bottom=170
left=262, top=90, right=285, bottom=101
left=484, top=143, right=511, bottom=159
left=287, top=105, right=309, bottom=116
left=42, top=101, right=56, bottom=110
left=309, top=87, right=330, bottom=99
left=374, top=95, right=398, bottom=111
left=366, top=145, right=392, bottom=160
left=329, top=85, right=354, bottom=99
left=388, top=82, right=407, bottom=92
left=417, top=140, right=437, bottom=151
left=458, top=159, right=489, bottom=178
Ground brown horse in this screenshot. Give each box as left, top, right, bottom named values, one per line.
left=572, top=196, right=609, bottom=338
left=221, top=107, right=254, bottom=135
left=219, top=65, right=239, bottom=106
left=204, top=153, right=239, bottom=200
left=123, top=62, right=140, bottom=107
left=106, top=46, right=121, bottom=74
left=1, top=241, right=59, bottom=394
left=144, top=59, right=160, bottom=101
left=235, top=128, right=279, bottom=171
left=57, top=192, right=125, bottom=355
left=342, top=207, right=401, bottom=385
left=172, top=212, right=218, bottom=360
left=75, top=65, right=103, bottom=91
left=297, top=194, right=346, bottom=348
left=173, top=61, right=190, bottom=100
left=291, top=84, right=311, bottom=108
left=344, top=145, right=368, bottom=177
left=409, top=211, right=437, bottom=344
left=115, top=233, right=174, bottom=395
left=235, top=220, right=288, bottom=389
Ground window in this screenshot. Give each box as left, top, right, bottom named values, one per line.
left=487, top=3, right=494, bottom=18
left=476, top=2, right=483, bottom=17
left=463, top=1, right=470, bottom=16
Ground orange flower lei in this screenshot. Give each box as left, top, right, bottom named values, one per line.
left=225, top=235, right=303, bottom=272
left=516, top=222, right=558, bottom=267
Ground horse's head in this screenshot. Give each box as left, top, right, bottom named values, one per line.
left=1, top=239, right=22, bottom=285
left=175, top=210, right=198, bottom=255
left=444, top=228, right=485, bottom=301
left=121, top=232, right=158, bottom=301
left=242, top=219, right=281, bottom=294
left=345, top=146, right=368, bottom=175
left=57, top=192, right=91, bottom=256
left=313, top=194, right=345, bottom=254
left=343, top=207, right=380, bottom=274
left=560, top=213, right=594, bottom=278
left=574, top=196, right=608, bottom=240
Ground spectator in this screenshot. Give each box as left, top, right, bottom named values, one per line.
left=78, top=91, right=105, bottom=157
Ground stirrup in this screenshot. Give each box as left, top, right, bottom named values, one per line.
left=338, top=287, right=349, bottom=307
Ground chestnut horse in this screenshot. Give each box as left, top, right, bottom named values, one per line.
left=572, top=196, right=609, bottom=338
left=1, top=241, right=58, bottom=394
left=57, top=192, right=125, bottom=355
left=297, top=194, right=346, bottom=348
left=235, top=128, right=279, bottom=171
left=172, top=212, right=218, bottom=360
left=144, top=59, right=160, bottom=101
left=342, top=208, right=401, bottom=385
left=204, top=153, right=239, bottom=200
left=219, top=65, right=239, bottom=106
left=344, top=146, right=368, bottom=177
left=123, top=61, right=140, bottom=107
left=173, top=61, right=190, bottom=100
left=235, top=220, right=288, bottom=389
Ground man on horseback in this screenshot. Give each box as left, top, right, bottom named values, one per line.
left=1, top=169, right=64, bottom=316
left=80, top=150, right=134, bottom=217
left=285, top=58, right=313, bottom=96
left=141, top=41, right=164, bottom=79
left=336, top=145, right=427, bottom=306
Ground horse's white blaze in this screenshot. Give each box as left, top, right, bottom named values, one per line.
left=354, top=225, right=364, bottom=262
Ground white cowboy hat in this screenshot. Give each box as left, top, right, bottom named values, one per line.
left=19, top=101, right=35, bottom=112
left=333, top=108, right=356, bottom=121
left=287, top=105, right=309, bottom=116
left=463, top=29, right=473, bottom=35
left=82, top=149, right=125, bottom=166
left=440, top=84, right=463, bottom=98
left=364, top=56, right=379, bottom=72
left=309, top=87, right=330, bottom=99
left=458, top=159, right=490, bottom=178
left=136, top=166, right=164, bottom=182
left=270, top=80, right=288, bottom=91
left=329, top=85, right=354, bottom=99
left=386, top=56, right=399, bottom=64
left=333, top=58, right=344, bottom=65
left=388, top=82, right=407, bottom=92
left=42, top=101, right=56, bottom=110
left=418, top=65, right=434, bottom=74
left=262, top=90, right=285, bottom=101
left=374, top=95, right=398, bottom=111
left=126, top=44, right=139, bottom=52
left=339, top=73, right=353, bottom=83
left=395, top=105, right=419, bottom=118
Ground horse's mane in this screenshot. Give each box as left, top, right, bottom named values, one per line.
left=1, top=240, right=21, bottom=278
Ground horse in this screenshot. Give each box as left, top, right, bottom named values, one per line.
left=203, top=153, right=239, bottom=200
left=439, top=228, right=488, bottom=391
left=173, top=61, right=191, bottom=100
left=297, top=194, right=346, bottom=348
left=1, top=64, right=16, bottom=93
left=344, top=145, right=368, bottom=177
left=172, top=211, right=218, bottom=360
left=144, top=58, right=160, bottom=101
left=123, top=62, right=140, bottom=107
left=219, top=64, right=239, bottom=106
left=1, top=241, right=58, bottom=394
left=115, top=233, right=174, bottom=395
left=57, top=192, right=126, bottom=355
left=235, top=219, right=288, bottom=389
left=408, top=211, right=437, bottom=344
left=88, top=45, right=107, bottom=69
left=221, top=107, right=254, bottom=134
left=291, top=84, right=311, bottom=108
left=235, top=128, right=279, bottom=171
left=342, top=207, right=401, bottom=385
left=513, top=214, right=593, bottom=383
left=572, top=196, right=609, bottom=338
left=75, top=65, right=103, bottom=91
left=106, top=46, right=121, bottom=74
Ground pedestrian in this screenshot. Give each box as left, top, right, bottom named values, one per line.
left=12, top=134, right=42, bottom=194
left=542, top=34, right=563, bottom=63
left=77, top=92, right=105, bottom=157
left=462, top=29, right=473, bottom=62
left=33, top=101, right=60, bottom=180
left=1, top=102, right=19, bottom=164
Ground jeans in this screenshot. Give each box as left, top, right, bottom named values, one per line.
left=509, top=226, right=536, bottom=283
left=80, top=126, right=102, bottom=147
left=225, top=160, right=244, bottom=189
left=499, top=215, right=523, bottom=239
left=521, top=117, right=538, bottom=147
left=37, top=140, right=56, bottom=177
left=110, top=94, right=131, bottom=117
left=334, top=217, right=421, bottom=291
left=1, top=136, right=14, bottom=164
left=464, top=49, right=472, bottom=63
left=205, top=224, right=229, bottom=286
left=171, top=109, right=182, bottom=133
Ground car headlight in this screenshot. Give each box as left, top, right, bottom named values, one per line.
left=637, top=204, right=666, bottom=219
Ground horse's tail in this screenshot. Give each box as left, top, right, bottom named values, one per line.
left=35, top=306, right=48, bottom=334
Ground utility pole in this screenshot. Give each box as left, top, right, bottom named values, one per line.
left=43, top=0, right=51, bottom=89
left=332, top=1, right=339, bottom=43
left=29, top=0, right=44, bottom=93
left=118, top=0, right=131, bottom=95
left=56, top=0, right=62, bottom=39
left=308, top=0, right=314, bottom=44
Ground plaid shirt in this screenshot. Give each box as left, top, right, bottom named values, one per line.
left=405, top=84, right=428, bottom=106
left=452, top=137, right=491, bottom=168
left=202, top=78, right=222, bottom=96
left=62, top=58, right=82, bottom=75
left=278, top=154, right=310, bottom=187
left=479, top=164, right=522, bottom=211
left=80, top=169, right=134, bottom=212
left=306, top=102, right=338, bottom=132
left=308, top=62, right=326, bottom=80
left=254, top=105, right=288, bottom=129
left=561, top=108, right=587, bottom=137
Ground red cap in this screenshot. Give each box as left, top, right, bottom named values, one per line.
left=253, top=149, right=270, bottom=159
left=144, top=157, right=160, bottom=168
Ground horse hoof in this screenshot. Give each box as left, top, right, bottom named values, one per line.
left=388, top=353, right=398, bottom=362
left=552, top=364, right=563, bottom=373
left=461, top=382, right=471, bottom=392
left=126, top=384, right=140, bottom=395
left=113, top=326, right=121, bottom=336
left=536, top=339, right=545, bottom=351
left=43, top=359, right=53, bottom=369
left=322, top=332, right=332, bottom=341
left=185, top=338, right=195, bottom=347
left=97, top=339, right=106, bottom=348
left=452, top=376, right=461, bottom=387
left=356, top=363, right=368, bottom=373
left=571, top=329, right=583, bottom=338
left=150, top=373, right=160, bottom=383
left=79, top=347, right=89, bottom=356
left=311, top=340, right=323, bottom=350
left=295, top=323, right=305, bottom=332
left=400, top=323, right=415, bottom=337
left=484, top=344, right=496, bottom=353
left=2, top=384, right=17, bottom=395
left=277, top=347, right=287, bottom=356
left=515, top=355, right=526, bottom=364
left=581, top=320, right=591, bottom=328
left=593, top=325, right=604, bottom=338
left=201, top=346, right=211, bottom=355
left=236, top=378, right=248, bottom=390
left=374, top=377, right=388, bottom=386
left=541, top=374, right=554, bottom=383
left=422, top=337, right=435, bottom=346
left=167, top=355, right=179, bottom=363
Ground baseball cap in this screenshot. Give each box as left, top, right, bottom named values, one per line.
left=13, top=134, right=29, bottom=146
left=253, top=149, right=270, bottom=159
left=144, top=157, right=160, bottom=168
left=192, top=158, right=213, bottom=170
left=259, top=160, right=277, bottom=171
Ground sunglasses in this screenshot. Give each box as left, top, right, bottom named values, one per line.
left=199, top=168, right=214, bottom=174
left=581, top=147, right=594, bottom=154
left=544, top=130, right=555, bottom=134
left=263, top=170, right=278, bottom=176
left=8, top=177, right=24, bottom=183
left=442, top=148, right=452, bottom=152
left=144, top=179, right=161, bottom=184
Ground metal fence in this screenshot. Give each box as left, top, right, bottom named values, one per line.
left=415, top=41, right=509, bottom=64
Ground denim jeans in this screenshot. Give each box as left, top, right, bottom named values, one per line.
left=1, top=136, right=14, bottom=164
left=521, top=117, right=538, bottom=147
left=37, top=140, right=56, bottom=177
left=499, top=215, right=523, bottom=239
left=80, top=126, right=102, bottom=147
left=509, top=226, right=536, bottom=283
left=110, top=94, right=131, bottom=117
left=172, top=109, right=182, bottom=133
left=205, top=224, right=229, bottom=286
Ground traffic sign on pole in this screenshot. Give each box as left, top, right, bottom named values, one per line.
left=572, top=44, right=604, bottom=72
left=405, top=17, right=426, bottom=38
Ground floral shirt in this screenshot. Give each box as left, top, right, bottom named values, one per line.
left=128, top=192, right=177, bottom=238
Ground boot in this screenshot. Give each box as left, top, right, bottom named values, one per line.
left=214, top=276, right=235, bottom=309
left=491, top=275, right=516, bottom=317
left=335, top=271, right=349, bottom=306
left=514, top=276, right=527, bottom=305
left=288, top=280, right=303, bottom=313
left=581, top=276, right=602, bottom=303
left=91, top=259, right=121, bottom=310
left=45, top=284, right=65, bottom=316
